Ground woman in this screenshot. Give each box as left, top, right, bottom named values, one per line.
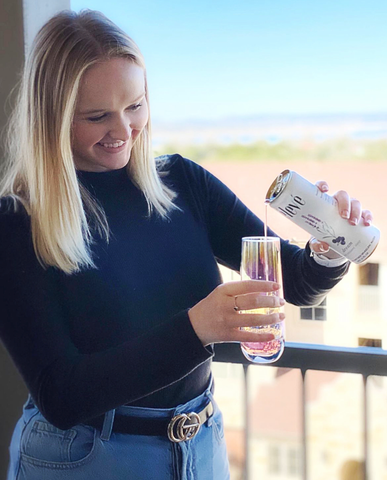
left=1, top=10, right=372, bottom=480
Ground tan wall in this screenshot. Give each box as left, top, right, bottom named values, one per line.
left=0, top=0, right=24, bottom=164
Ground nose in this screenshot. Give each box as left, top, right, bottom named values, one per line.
left=109, top=115, right=132, bottom=141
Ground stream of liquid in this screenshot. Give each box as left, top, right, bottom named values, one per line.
left=264, top=200, right=269, bottom=239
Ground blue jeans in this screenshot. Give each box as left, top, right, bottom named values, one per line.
left=7, top=381, right=230, bottom=480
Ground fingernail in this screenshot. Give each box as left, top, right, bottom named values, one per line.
left=350, top=218, right=358, bottom=225
left=261, top=334, right=275, bottom=342
left=273, top=283, right=281, bottom=290
left=279, top=299, right=285, bottom=306
left=321, top=185, right=329, bottom=192
left=342, top=210, right=350, bottom=219
left=279, top=313, right=286, bottom=320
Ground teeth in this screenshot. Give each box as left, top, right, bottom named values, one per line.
left=100, top=141, right=124, bottom=148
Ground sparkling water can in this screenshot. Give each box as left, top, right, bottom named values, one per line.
left=265, top=170, right=380, bottom=264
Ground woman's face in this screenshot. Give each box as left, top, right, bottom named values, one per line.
left=72, top=58, right=149, bottom=172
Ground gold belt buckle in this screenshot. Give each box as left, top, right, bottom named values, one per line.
left=167, top=412, right=201, bottom=443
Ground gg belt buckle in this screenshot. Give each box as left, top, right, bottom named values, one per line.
left=167, top=412, right=201, bottom=443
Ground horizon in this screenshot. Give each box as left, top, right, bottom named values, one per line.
left=152, top=110, right=387, bottom=125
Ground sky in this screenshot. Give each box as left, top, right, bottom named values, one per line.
left=70, top=0, right=387, bottom=122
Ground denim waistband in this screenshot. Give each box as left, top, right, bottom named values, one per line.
left=116, top=375, right=214, bottom=419
left=95, top=375, right=215, bottom=441
left=24, top=375, right=215, bottom=442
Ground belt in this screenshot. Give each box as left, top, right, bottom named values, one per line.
left=84, top=400, right=214, bottom=443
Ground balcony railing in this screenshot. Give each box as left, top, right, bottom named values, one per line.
left=213, top=342, right=387, bottom=480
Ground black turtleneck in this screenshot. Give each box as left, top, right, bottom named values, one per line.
left=0, top=154, right=349, bottom=430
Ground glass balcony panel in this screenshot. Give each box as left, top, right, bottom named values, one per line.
left=368, top=375, right=387, bottom=480
left=306, top=370, right=364, bottom=480
left=212, top=362, right=245, bottom=479
left=248, top=366, right=303, bottom=479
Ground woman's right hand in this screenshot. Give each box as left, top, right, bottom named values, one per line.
left=188, top=280, right=285, bottom=347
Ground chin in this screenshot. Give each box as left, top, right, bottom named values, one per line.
left=94, top=149, right=131, bottom=171
left=102, top=159, right=130, bottom=171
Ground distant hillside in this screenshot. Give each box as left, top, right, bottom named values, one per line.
left=153, top=113, right=387, bottom=163
left=155, top=138, right=387, bottom=164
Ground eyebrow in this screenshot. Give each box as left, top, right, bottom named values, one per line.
left=78, top=92, right=145, bottom=115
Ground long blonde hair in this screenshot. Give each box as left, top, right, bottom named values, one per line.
left=0, top=10, right=176, bottom=274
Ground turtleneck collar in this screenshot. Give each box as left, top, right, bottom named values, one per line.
left=77, top=165, right=128, bottom=179
left=76, top=165, right=132, bottom=189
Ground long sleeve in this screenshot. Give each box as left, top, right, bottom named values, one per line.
left=0, top=156, right=349, bottom=430
left=167, top=154, right=349, bottom=307
left=0, top=199, right=212, bottom=430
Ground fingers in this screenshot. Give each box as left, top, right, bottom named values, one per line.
left=333, top=190, right=351, bottom=219
left=315, top=180, right=329, bottom=193
left=221, top=280, right=281, bottom=296
left=362, top=209, right=373, bottom=226
left=316, top=181, right=373, bottom=228
left=237, top=329, right=278, bottom=343
left=309, top=237, right=330, bottom=254
left=334, top=190, right=362, bottom=225
left=219, top=311, right=284, bottom=343
left=232, top=311, right=285, bottom=329
left=188, top=281, right=285, bottom=347
left=348, top=199, right=362, bottom=225
left=233, top=292, right=284, bottom=311
left=226, top=324, right=281, bottom=343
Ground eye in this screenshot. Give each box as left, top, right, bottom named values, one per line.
left=130, top=103, right=142, bottom=112
left=88, top=114, right=107, bottom=122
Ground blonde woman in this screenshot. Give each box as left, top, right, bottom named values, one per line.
left=1, top=10, right=372, bottom=480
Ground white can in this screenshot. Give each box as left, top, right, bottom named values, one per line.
left=265, top=170, right=380, bottom=264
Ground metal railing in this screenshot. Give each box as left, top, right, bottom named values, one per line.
left=214, top=342, right=387, bottom=480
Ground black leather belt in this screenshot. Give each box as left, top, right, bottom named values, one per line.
left=84, top=401, right=214, bottom=443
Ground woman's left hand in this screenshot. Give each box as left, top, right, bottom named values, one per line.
left=310, top=181, right=374, bottom=255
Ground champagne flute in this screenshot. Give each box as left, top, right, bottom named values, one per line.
left=239, top=236, right=285, bottom=364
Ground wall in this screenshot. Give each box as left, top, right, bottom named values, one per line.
left=0, top=1, right=70, bottom=476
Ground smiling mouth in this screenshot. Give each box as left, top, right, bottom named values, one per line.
left=98, top=140, right=125, bottom=149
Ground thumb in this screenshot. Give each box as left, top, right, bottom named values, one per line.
left=309, top=237, right=330, bottom=254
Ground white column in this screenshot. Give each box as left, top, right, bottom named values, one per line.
left=23, top=0, right=71, bottom=55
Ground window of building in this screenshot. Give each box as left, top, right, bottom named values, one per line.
left=357, top=263, right=381, bottom=312
left=358, top=338, right=382, bottom=348
left=268, top=445, right=281, bottom=474
left=300, top=297, right=327, bottom=321
left=359, top=263, right=379, bottom=286
left=288, top=447, right=301, bottom=475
